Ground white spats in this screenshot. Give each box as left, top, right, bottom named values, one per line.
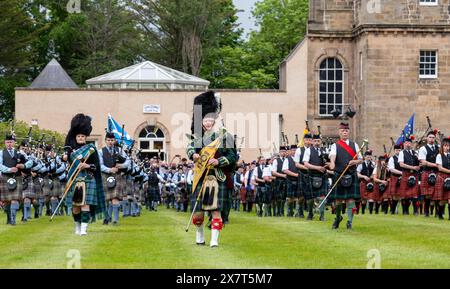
left=210, top=229, right=220, bottom=248
left=196, top=226, right=205, bottom=245
left=75, top=222, right=81, bottom=235
left=80, top=223, right=88, bottom=236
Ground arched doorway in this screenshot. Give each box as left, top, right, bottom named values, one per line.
left=138, top=125, right=167, bottom=160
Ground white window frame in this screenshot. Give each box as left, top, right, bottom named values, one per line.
left=419, top=0, right=438, bottom=6
left=138, top=126, right=166, bottom=155
left=318, top=58, right=344, bottom=117
left=419, top=50, right=438, bottom=79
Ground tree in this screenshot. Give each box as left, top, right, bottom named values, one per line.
left=131, top=0, right=240, bottom=77
left=0, top=120, right=65, bottom=150
left=0, top=0, right=42, bottom=121
left=62, top=0, right=143, bottom=84
left=244, top=0, right=309, bottom=88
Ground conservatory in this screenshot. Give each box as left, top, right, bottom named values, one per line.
left=85, top=60, right=210, bottom=90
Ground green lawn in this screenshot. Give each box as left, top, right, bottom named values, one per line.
left=1, top=208, right=450, bottom=269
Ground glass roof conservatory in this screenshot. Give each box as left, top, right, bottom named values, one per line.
left=86, top=60, right=210, bottom=90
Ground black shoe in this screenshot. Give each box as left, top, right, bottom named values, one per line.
left=319, top=214, right=325, bottom=221
left=299, top=214, right=305, bottom=219
left=346, top=221, right=352, bottom=230
left=307, top=214, right=313, bottom=221
left=112, top=221, right=118, bottom=226
left=196, top=242, right=206, bottom=246
left=332, top=216, right=343, bottom=229
left=103, top=219, right=109, bottom=225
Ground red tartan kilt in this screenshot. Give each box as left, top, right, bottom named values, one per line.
left=433, top=172, right=450, bottom=201
left=366, top=187, right=378, bottom=201
left=420, top=171, right=437, bottom=197
left=376, top=181, right=390, bottom=201
left=359, top=179, right=369, bottom=200
left=399, top=171, right=419, bottom=198
left=388, top=175, right=401, bottom=199
left=239, top=187, right=247, bottom=203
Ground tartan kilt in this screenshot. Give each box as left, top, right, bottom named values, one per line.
left=239, top=186, right=247, bottom=203
left=50, top=179, right=63, bottom=198
left=254, top=185, right=266, bottom=204
left=102, top=174, right=125, bottom=200
left=65, top=173, right=100, bottom=207
left=372, top=183, right=387, bottom=202
left=331, top=172, right=360, bottom=200
left=273, top=178, right=286, bottom=201
left=245, top=188, right=255, bottom=203
left=42, top=177, right=53, bottom=197
left=387, top=174, right=402, bottom=199
left=32, top=177, right=43, bottom=198
left=365, top=180, right=378, bottom=201
left=147, top=184, right=160, bottom=201
left=398, top=171, right=419, bottom=199
left=359, top=179, right=370, bottom=200
left=433, top=172, right=450, bottom=201
left=0, top=176, right=23, bottom=201
left=285, top=178, right=299, bottom=199
left=297, top=171, right=308, bottom=198
left=124, top=177, right=133, bottom=196
left=420, top=171, right=437, bottom=197
left=304, top=173, right=328, bottom=200
left=190, top=177, right=226, bottom=212
left=265, top=183, right=274, bottom=203
left=375, top=181, right=390, bottom=201
left=399, top=171, right=419, bottom=199
left=21, top=177, right=36, bottom=199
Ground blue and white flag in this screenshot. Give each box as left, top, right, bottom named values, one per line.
left=107, top=114, right=133, bottom=147
left=396, top=113, right=415, bottom=145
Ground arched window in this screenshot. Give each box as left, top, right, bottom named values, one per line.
left=318, top=58, right=343, bottom=116
left=138, top=126, right=166, bottom=160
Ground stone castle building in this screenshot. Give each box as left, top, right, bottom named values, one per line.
left=302, top=0, right=450, bottom=150
left=15, top=0, right=450, bottom=161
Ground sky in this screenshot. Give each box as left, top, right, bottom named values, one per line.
left=233, top=0, right=258, bottom=38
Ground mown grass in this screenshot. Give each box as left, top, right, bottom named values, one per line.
left=0, top=208, right=449, bottom=269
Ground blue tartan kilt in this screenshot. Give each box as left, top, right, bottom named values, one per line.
left=273, top=178, right=286, bottom=200
left=286, top=178, right=299, bottom=199
left=190, top=176, right=225, bottom=212
left=147, top=184, right=160, bottom=201
left=0, top=176, right=23, bottom=201
left=22, top=177, right=36, bottom=199
left=331, top=171, right=360, bottom=200
left=65, top=173, right=100, bottom=207
left=304, top=173, right=329, bottom=200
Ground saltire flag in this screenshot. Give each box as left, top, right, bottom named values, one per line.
left=107, top=114, right=133, bottom=147
left=396, top=113, right=415, bottom=145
